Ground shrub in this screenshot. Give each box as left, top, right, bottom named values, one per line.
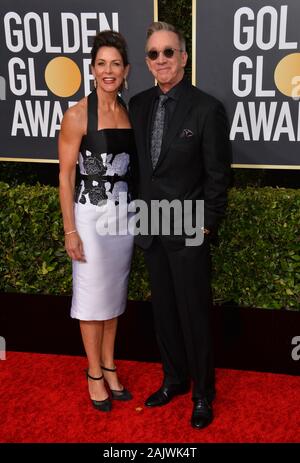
left=0, top=182, right=71, bottom=294
left=213, top=187, right=300, bottom=309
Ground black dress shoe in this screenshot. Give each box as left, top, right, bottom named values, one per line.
left=145, top=382, right=190, bottom=407
left=191, top=398, right=213, bottom=429
left=85, top=370, right=112, bottom=412
left=193, top=387, right=216, bottom=405
left=101, top=365, right=133, bottom=401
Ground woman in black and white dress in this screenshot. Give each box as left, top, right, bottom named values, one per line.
left=59, top=31, right=135, bottom=412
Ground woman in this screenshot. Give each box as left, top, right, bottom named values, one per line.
left=58, top=31, right=135, bottom=412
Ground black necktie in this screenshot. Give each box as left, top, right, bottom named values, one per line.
left=151, top=94, right=168, bottom=168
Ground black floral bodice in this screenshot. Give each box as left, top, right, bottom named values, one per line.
left=75, top=90, right=135, bottom=206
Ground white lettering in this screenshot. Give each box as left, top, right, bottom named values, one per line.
left=43, top=13, right=62, bottom=53
left=61, top=13, right=80, bottom=53
left=24, top=13, right=43, bottom=53
left=26, top=100, right=50, bottom=136
left=83, top=58, right=93, bottom=96
left=232, top=56, right=253, bottom=97
left=28, top=58, right=47, bottom=96
left=273, top=102, right=295, bottom=141
left=8, top=58, right=27, bottom=96
left=81, top=13, right=97, bottom=53
left=233, top=5, right=298, bottom=51
left=230, top=102, right=250, bottom=140
left=279, top=6, right=298, bottom=49
left=291, top=76, right=300, bottom=101
left=11, top=100, right=68, bottom=137
left=4, top=12, right=120, bottom=54
left=248, top=102, right=277, bottom=140
left=11, top=100, right=30, bottom=136
left=49, top=101, right=64, bottom=137
left=231, top=102, right=299, bottom=141
left=256, top=6, right=278, bottom=51
left=4, top=12, right=23, bottom=52
left=234, top=7, right=254, bottom=51
left=291, top=336, right=300, bottom=361
left=255, top=56, right=275, bottom=97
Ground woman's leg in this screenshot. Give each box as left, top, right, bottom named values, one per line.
left=101, top=317, right=123, bottom=390
left=80, top=320, right=109, bottom=401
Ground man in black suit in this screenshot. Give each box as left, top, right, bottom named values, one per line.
left=129, top=22, right=231, bottom=429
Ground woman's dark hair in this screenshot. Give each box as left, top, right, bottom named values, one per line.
left=91, top=30, right=129, bottom=67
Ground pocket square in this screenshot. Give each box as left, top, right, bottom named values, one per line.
left=179, top=128, right=194, bottom=138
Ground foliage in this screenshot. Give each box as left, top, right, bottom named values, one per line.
left=159, top=0, right=193, bottom=78
left=0, top=182, right=299, bottom=309
left=213, top=187, right=300, bottom=309
left=0, top=182, right=71, bottom=295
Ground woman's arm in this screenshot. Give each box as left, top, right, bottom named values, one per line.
left=58, top=104, right=86, bottom=261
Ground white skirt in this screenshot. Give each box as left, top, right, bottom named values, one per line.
left=70, top=201, right=134, bottom=321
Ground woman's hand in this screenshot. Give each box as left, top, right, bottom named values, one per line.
left=65, top=232, right=86, bottom=262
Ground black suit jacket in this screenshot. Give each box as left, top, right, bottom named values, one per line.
left=129, top=78, right=231, bottom=249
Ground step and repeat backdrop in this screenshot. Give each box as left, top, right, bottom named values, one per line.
left=0, top=0, right=156, bottom=161
left=1, top=0, right=299, bottom=167
left=194, top=0, right=300, bottom=168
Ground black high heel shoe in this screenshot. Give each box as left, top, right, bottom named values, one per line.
left=101, top=365, right=132, bottom=401
left=85, top=370, right=112, bottom=411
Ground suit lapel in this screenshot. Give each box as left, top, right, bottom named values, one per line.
left=155, top=83, right=194, bottom=171
left=141, top=88, right=156, bottom=172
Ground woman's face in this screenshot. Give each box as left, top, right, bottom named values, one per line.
left=92, top=46, right=129, bottom=93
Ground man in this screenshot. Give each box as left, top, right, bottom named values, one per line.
left=129, top=22, right=231, bottom=429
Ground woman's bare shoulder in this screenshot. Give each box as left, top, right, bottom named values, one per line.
left=62, top=97, right=88, bottom=131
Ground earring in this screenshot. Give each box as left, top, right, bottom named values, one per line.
left=94, top=79, right=97, bottom=89
left=124, top=77, right=128, bottom=90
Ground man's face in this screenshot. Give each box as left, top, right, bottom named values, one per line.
left=145, top=31, right=188, bottom=90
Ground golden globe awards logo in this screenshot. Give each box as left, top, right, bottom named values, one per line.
left=230, top=5, right=300, bottom=142
left=4, top=11, right=119, bottom=138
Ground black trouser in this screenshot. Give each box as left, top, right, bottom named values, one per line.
left=144, top=237, right=215, bottom=400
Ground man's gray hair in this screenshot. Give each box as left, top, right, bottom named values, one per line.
left=146, top=21, right=186, bottom=52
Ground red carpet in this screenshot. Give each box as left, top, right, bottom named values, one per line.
left=0, top=352, right=299, bottom=443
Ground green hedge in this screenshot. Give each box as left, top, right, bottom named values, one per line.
left=0, top=182, right=71, bottom=295
left=0, top=182, right=299, bottom=310
left=214, top=188, right=300, bottom=309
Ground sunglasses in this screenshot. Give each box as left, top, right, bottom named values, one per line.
left=146, top=48, right=183, bottom=61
